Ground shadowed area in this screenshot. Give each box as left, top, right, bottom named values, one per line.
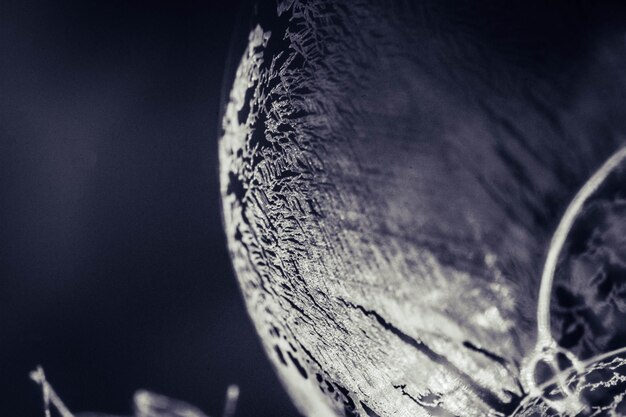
left=0, top=1, right=299, bottom=416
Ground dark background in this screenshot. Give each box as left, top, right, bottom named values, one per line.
left=0, top=1, right=298, bottom=416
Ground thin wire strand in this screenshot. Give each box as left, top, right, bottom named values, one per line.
left=536, top=147, right=626, bottom=340
left=511, top=345, right=626, bottom=415
left=517, top=147, right=626, bottom=412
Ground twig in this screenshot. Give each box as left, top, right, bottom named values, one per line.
left=30, top=366, right=75, bottom=417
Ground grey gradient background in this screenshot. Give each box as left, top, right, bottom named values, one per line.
left=0, top=1, right=298, bottom=416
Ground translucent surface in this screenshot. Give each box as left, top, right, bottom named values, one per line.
left=219, top=1, right=626, bottom=416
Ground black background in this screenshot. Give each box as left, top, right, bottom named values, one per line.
left=0, top=1, right=298, bottom=416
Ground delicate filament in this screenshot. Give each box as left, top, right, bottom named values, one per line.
left=536, top=147, right=626, bottom=341
left=521, top=147, right=626, bottom=412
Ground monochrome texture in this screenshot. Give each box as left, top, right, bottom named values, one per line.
left=219, top=1, right=626, bottom=416
left=30, top=367, right=238, bottom=417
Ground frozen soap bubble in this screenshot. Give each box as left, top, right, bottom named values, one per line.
left=219, top=1, right=626, bottom=416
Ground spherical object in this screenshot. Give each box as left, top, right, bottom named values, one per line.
left=219, top=2, right=626, bottom=416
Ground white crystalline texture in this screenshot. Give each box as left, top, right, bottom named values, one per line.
left=515, top=355, right=626, bottom=416
left=219, top=1, right=626, bottom=416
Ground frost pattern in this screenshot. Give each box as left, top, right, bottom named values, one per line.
left=219, top=1, right=626, bottom=416
left=515, top=355, right=626, bottom=416
left=219, top=2, right=530, bottom=416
